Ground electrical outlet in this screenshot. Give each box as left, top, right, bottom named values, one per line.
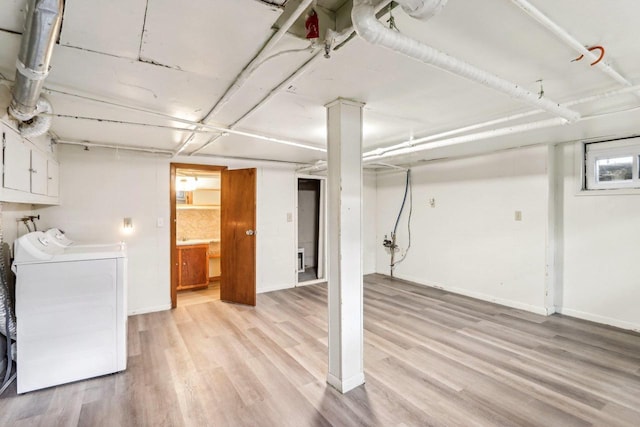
left=429, top=198, right=436, bottom=208
left=286, top=212, right=293, bottom=222
left=515, top=211, right=522, bottom=221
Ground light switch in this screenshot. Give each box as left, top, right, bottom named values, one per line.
left=515, top=211, right=522, bottom=221
left=286, top=212, right=293, bottom=222
left=157, top=217, right=164, bottom=227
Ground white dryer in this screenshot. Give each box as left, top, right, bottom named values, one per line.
left=12, top=231, right=127, bottom=393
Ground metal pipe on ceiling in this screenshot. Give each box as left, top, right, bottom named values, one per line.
left=55, top=139, right=175, bottom=156
left=351, top=0, right=581, bottom=122
left=188, top=50, right=325, bottom=156
left=56, top=138, right=311, bottom=166
left=363, top=104, right=640, bottom=162
left=9, top=0, right=63, bottom=137
left=204, top=0, right=315, bottom=122
left=300, top=82, right=640, bottom=170
left=363, top=83, right=640, bottom=158
left=507, top=0, right=634, bottom=89
left=37, top=85, right=326, bottom=153
left=174, top=0, right=315, bottom=155
left=187, top=0, right=395, bottom=156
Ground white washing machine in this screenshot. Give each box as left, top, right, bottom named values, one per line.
left=12, top=231, right=127, bottom=393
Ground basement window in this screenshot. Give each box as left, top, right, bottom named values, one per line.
left=585, top=138, right=640, bottom=190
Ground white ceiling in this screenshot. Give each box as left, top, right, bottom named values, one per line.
left=0, top=0, right=639, bottom=166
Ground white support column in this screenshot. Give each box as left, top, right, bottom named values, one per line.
left=325, top=98, right=365, bottom=393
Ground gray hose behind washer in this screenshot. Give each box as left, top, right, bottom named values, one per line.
left=0, top=242, right=16, bottom=341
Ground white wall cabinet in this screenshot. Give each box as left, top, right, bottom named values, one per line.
left=3, top=128, right=31, bottom=192
left=1, top=120, right=59, bottom=205
left=47, top=159, right=59, bottom=197
left=30, top=149, right=48, bottom=195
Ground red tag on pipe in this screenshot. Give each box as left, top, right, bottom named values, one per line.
left=306, top=9, right=319, bottom=39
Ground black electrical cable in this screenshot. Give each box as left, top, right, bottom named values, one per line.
left=392, top=169, right=411, bottom=236
left=391, top=169, right=412, bottom=270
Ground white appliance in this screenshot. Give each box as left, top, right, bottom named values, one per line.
left=12, top=231, right=127, bottom=394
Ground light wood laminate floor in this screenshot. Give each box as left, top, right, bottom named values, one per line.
left=177, top=282, right=220, bottom=307
left=1, top=274, right=640, bottom=426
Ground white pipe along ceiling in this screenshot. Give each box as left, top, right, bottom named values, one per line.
left=188, top=0, right=395, bottom=157
left=364, top=83, right=640, bottom=159
left=175, top=0, right=315, bottom=155
left=507, top=0, right=635, bottom=89
left=3, top=0, right=638, bottom=166
left=352, top=0, right=581, bottom=123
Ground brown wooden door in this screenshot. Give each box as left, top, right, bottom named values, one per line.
left=221, top=168, right=257, bottom=306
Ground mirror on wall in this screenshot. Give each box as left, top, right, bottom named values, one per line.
left=175, top=171, right=221, bottom=206
left=176, top=190, right=193, bottom=205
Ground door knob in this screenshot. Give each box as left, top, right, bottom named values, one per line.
left=245, top=229, right=255, bottom=236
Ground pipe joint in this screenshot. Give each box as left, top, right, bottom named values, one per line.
left=18, top=97, right=53, bottom=138
left=397, top=0, right=448, bottom=21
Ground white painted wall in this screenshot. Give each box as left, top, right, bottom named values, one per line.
left=1, top=203, right=36, bottom=253
left=375, top=146, right=550, bottom=314
left=363, top=173, right=377, bottom=275
left=256, top=167, right=296, bottom=293
left=558, top=142, right=640, bottom=331
left=34, top=145, right=297, bottom=314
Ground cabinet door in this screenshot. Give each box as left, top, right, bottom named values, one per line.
left=30, top=149, right=48, bottom=195
left=178, top=245, right=209, bottom=289
left=3, top=128, right=31, bottom=192
left=47, top=159, right=59, bottom=197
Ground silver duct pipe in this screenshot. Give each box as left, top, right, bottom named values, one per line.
left=9, top=0, right=63, bottom=136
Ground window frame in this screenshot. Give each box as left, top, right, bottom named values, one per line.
left=584, top=138, right=640, bottom=191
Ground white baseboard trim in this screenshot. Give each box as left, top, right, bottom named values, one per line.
left=128, top=303, right=171, bottom=316
left=556, top=307, right=640, bottom=333
left=258, top=283, right=295, bottom=294
left=383, top=272, right=548, bottom=316
left=297, top=278, right=325, bottom=287
left=327, top=372, right=365, bottom=394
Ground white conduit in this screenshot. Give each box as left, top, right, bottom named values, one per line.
left=508, top=0, right=633, bottom=88
left=55, top=139, right=175, bottom=156
left=297, top=83, right=640, bottom=172
left=174, top=0, right=315, bottom=155
left=352, top=0, right=580, bottom=122
left=189, top=51, right=325, bottom=156
left=203, top=0, right=315, bottom=122
left=365, top=117, right=567, bottom=161
left=364, top=83, right=640, bottom=158
left=188, top=0, right=394, bottom=156
left=364, top=103, right=640, bottom=162
left=37, top=86, right=325, bottom=153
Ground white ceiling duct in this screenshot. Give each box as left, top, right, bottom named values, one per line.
left=8, top=0, right=63, bottom=137
left=351, top=0, right=581, bottom=123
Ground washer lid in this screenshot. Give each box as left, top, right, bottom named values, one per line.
left=13, top=232, right=127, bottom=266
left=45, top=228, right=74, bottom=247
left=13, top=231, right=61, bottom=263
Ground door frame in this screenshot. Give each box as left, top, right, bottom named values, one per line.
left=170, top=162, right=226, bottom=308
left=295, top=174, right=327, bottom=286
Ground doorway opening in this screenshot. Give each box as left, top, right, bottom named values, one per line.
left=171, top=165, right=224, bottom=307
left=296, top=176, right=326, bottom=285
left=170, top=163, right=257, bottom=308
